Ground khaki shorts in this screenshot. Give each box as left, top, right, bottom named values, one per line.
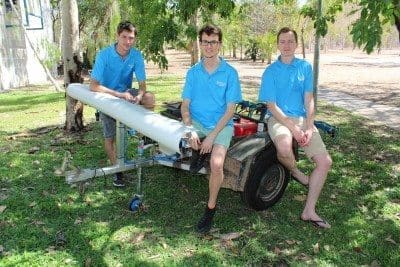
left=268, top=116, right=328, bottom=159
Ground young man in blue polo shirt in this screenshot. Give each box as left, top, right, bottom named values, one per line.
left=181, top=24, right=242, bottom=234
left=259, top=27, right=332, bottom=228
left=90, top=21, right=155, bottom=187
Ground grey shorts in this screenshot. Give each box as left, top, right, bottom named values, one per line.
left=100, top=89, right=138, bottom=139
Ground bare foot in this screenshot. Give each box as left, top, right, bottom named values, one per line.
left=291, top=169, right=309, bottom=186
left=300, top=214, right=331, bottom=229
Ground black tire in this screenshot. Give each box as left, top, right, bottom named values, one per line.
left=242, top=146, right=289, bottom=211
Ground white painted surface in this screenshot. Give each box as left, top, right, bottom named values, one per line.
left=67, top=83, right=190, bottom=154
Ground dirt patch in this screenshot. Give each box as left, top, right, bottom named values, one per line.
left=147, top=49, right=400, bottom=107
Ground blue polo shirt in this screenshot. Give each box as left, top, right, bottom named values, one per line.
left=91, top=44, right=146, bottom=92
left=258, top=56, right=313, bottom=118
left=182, top=57, right=242, bottom=129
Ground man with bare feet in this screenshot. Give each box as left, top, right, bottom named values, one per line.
left=258, top=27, right=332, bottom=229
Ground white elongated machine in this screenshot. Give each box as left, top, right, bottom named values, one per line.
left=62, top=83, right=296, bottom=212
left=67, top=83, right=189, bottom=155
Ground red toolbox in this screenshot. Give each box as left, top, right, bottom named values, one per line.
left=234, top=118, right=257, bottom=137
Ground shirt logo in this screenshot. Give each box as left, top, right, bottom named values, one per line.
left=216, top=81, right=226, bottom=87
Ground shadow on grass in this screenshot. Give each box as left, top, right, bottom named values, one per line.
left=0, top=92, right=64, bottom=114
left=0, top=104, right=399, bottom=265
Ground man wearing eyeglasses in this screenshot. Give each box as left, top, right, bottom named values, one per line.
left=258, top=27, right=332, bottom=228
left=90, top=21, right=155, bottom=187
left=181, top=24, right=242, bottom=234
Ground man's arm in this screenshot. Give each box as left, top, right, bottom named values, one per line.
left=133, top=81, right=147, bottom=103
left=181, top=99, right=192, bottom=126
left=90, top=79, right=135, bottom=102
left=302, top=92, right=315, bottom=146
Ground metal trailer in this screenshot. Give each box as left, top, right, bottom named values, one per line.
left=62, top=95, right=337, bottom=212
left=160, top=101, right=290, bottom=211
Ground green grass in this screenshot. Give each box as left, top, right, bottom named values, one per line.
left=0, top=76, right=399, bottom=266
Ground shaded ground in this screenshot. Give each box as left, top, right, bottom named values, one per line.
left=147, top=49, right=400, bottom=107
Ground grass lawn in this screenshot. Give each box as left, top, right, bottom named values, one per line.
left=0, top=76, right=399, bottom=266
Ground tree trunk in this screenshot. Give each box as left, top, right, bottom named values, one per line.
left=313, top=0, right=322, bottom=110
left=190, top=11, right=200, bottom=66
left=394, top=14, right=400, bottom=42
left=61, top=0, right=84, bottom=132
left=301, top=27, right=306, bottom=59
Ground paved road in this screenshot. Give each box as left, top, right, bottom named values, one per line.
left=228, top=60, right=400, bottom=132
left=318, top=89, right=400, bottom=131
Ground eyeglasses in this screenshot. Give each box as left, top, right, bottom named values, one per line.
left=200, top=40, right=220, bottom=47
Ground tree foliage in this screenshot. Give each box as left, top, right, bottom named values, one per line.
left=301, top=0, right=400, bottom=54
left=114, top=0, right=236, bottom=69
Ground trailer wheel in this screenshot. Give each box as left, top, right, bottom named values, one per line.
left=242, top=148, right=289, bottom=211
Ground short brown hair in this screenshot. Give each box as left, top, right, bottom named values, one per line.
left=198, top=24, right=222, bottom=42
left=117, top=21, right=138, bottom=36
left=277, top=27, right=298, bottom=43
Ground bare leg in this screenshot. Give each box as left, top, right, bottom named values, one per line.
left=207, top=145, right=227, bottom=209
left=274, top=135, right=309, bottom=185
left=104, top=138, right=116, bottom=165
left=301, top=153, right=332, bottom=228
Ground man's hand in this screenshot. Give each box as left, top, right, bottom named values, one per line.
left=291, top=125, right=306, bottom=146
left=120, top=91, right=135, bottom=102
left=188, top=131, right=201, bottom=151
left=200, top=134, right=216, bottom=154
left=301, top=127, right=314, bottom=147
left=132, top=93, right=143, bottom=104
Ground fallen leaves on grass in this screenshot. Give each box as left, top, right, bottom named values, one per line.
left=220, top=232, right=241, bottom=241
left=31, top=220, right=45, bottom=226
left=370, top=260, right=380, bottom=267
left=218, top=232, right=242, bottom=254
left=390, top=199, right=400, bottom=204
left=45, top=246, right=57, bottom=254
left=385, top=236, right=397, bottom=245
left=285, top=239, right=300, bottom=245
left=28, top=146, right=40, bottom=154
left=312, top=242, right=320, bottom=254
left=84, top=257, right=92, bottom=267
left=23, top=186, right=35, bottom=191
left=130, top=232, right=145, bottom=245
left=295, top=253, right=311, bottom=261
left=274, top=246, right=282, bottom=255
left=7, top=132, right=38, bottom=140
left=0, top=205, right=6, bottom=213
left=294, top=195, right=307, bottom=202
